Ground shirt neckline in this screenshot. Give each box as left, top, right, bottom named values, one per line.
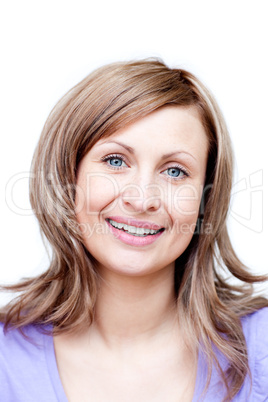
left=43, top=328, right=69, bottom=402
left=43, top=327, right=206, bottom=401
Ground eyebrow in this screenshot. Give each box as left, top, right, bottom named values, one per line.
left=98, top=140, right=197, bottom=162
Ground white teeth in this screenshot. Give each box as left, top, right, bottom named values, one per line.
left=108, top=219, right=160, bottom=236
left=136, top=228, right=145, bottom=235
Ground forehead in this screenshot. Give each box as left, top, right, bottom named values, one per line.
left=96, top=105, right=209, bottom=157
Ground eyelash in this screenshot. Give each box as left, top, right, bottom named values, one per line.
left=100, top=153, right=189, bottom=179
left=101, top=153, right=128, bottom=169
left=163, top=165, right=189, bottom=180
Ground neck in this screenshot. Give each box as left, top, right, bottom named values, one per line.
left=92, top=263, right=178, bottom=347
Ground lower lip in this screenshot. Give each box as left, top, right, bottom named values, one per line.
left=106, top=220, right=164, bottom=246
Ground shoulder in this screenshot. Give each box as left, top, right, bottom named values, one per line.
left=240, top=307, right=268, bottom=400
left=0, top=322, right=45, bottom=357
left=241, top=307, right=268, bottom=350
left=193, top=308, right=268, bottom=401
left=0, top=322, right=61, bottom=401
left=241, top=306, right=268, bottom=331
left=0, top=322, right=47, bottom=376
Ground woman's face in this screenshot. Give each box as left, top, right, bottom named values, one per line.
left=76, top=106, right=208, bottom=277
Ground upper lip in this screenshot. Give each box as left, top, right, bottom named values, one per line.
left=106, top=216, right=164, bottom=230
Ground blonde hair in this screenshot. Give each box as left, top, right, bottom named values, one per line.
left=1, top=59, right=267, bottom=400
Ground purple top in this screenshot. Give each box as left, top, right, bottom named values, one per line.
left=1, top=308, right=268, bottom=401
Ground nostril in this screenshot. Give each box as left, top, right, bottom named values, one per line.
left=120, top=192, right=161, bottom=213
left=119, top=182, right=162, bottom=214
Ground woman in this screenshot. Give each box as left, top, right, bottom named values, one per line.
left=0, top=59, right=267, bottom=401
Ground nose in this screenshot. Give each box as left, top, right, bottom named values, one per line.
left=120, top=181, right=162, bottom=214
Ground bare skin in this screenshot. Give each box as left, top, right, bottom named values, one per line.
left=54, top=106, right=208, bottom=401
left=54, top=266, right=197, bottom=402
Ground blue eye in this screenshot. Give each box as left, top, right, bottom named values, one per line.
left=108, top=157, right=124, bottom=167
left=162, top=166, right=187, bottom=179
left=101, top=154, right=128, bottom=168
left=167, top=167, right=184, bottom=177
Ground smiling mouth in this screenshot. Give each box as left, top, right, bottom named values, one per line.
left=106, top=219, right=165, bottom=237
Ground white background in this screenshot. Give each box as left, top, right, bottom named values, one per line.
left=0, top=0, right=267, bottom=305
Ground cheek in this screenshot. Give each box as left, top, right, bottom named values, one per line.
left=170, top=183, right=203, bottom=221
left=75, top=173, right=120, bottom=218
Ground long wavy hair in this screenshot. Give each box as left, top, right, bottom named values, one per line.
left=1, top=59, right=267, bottom=400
